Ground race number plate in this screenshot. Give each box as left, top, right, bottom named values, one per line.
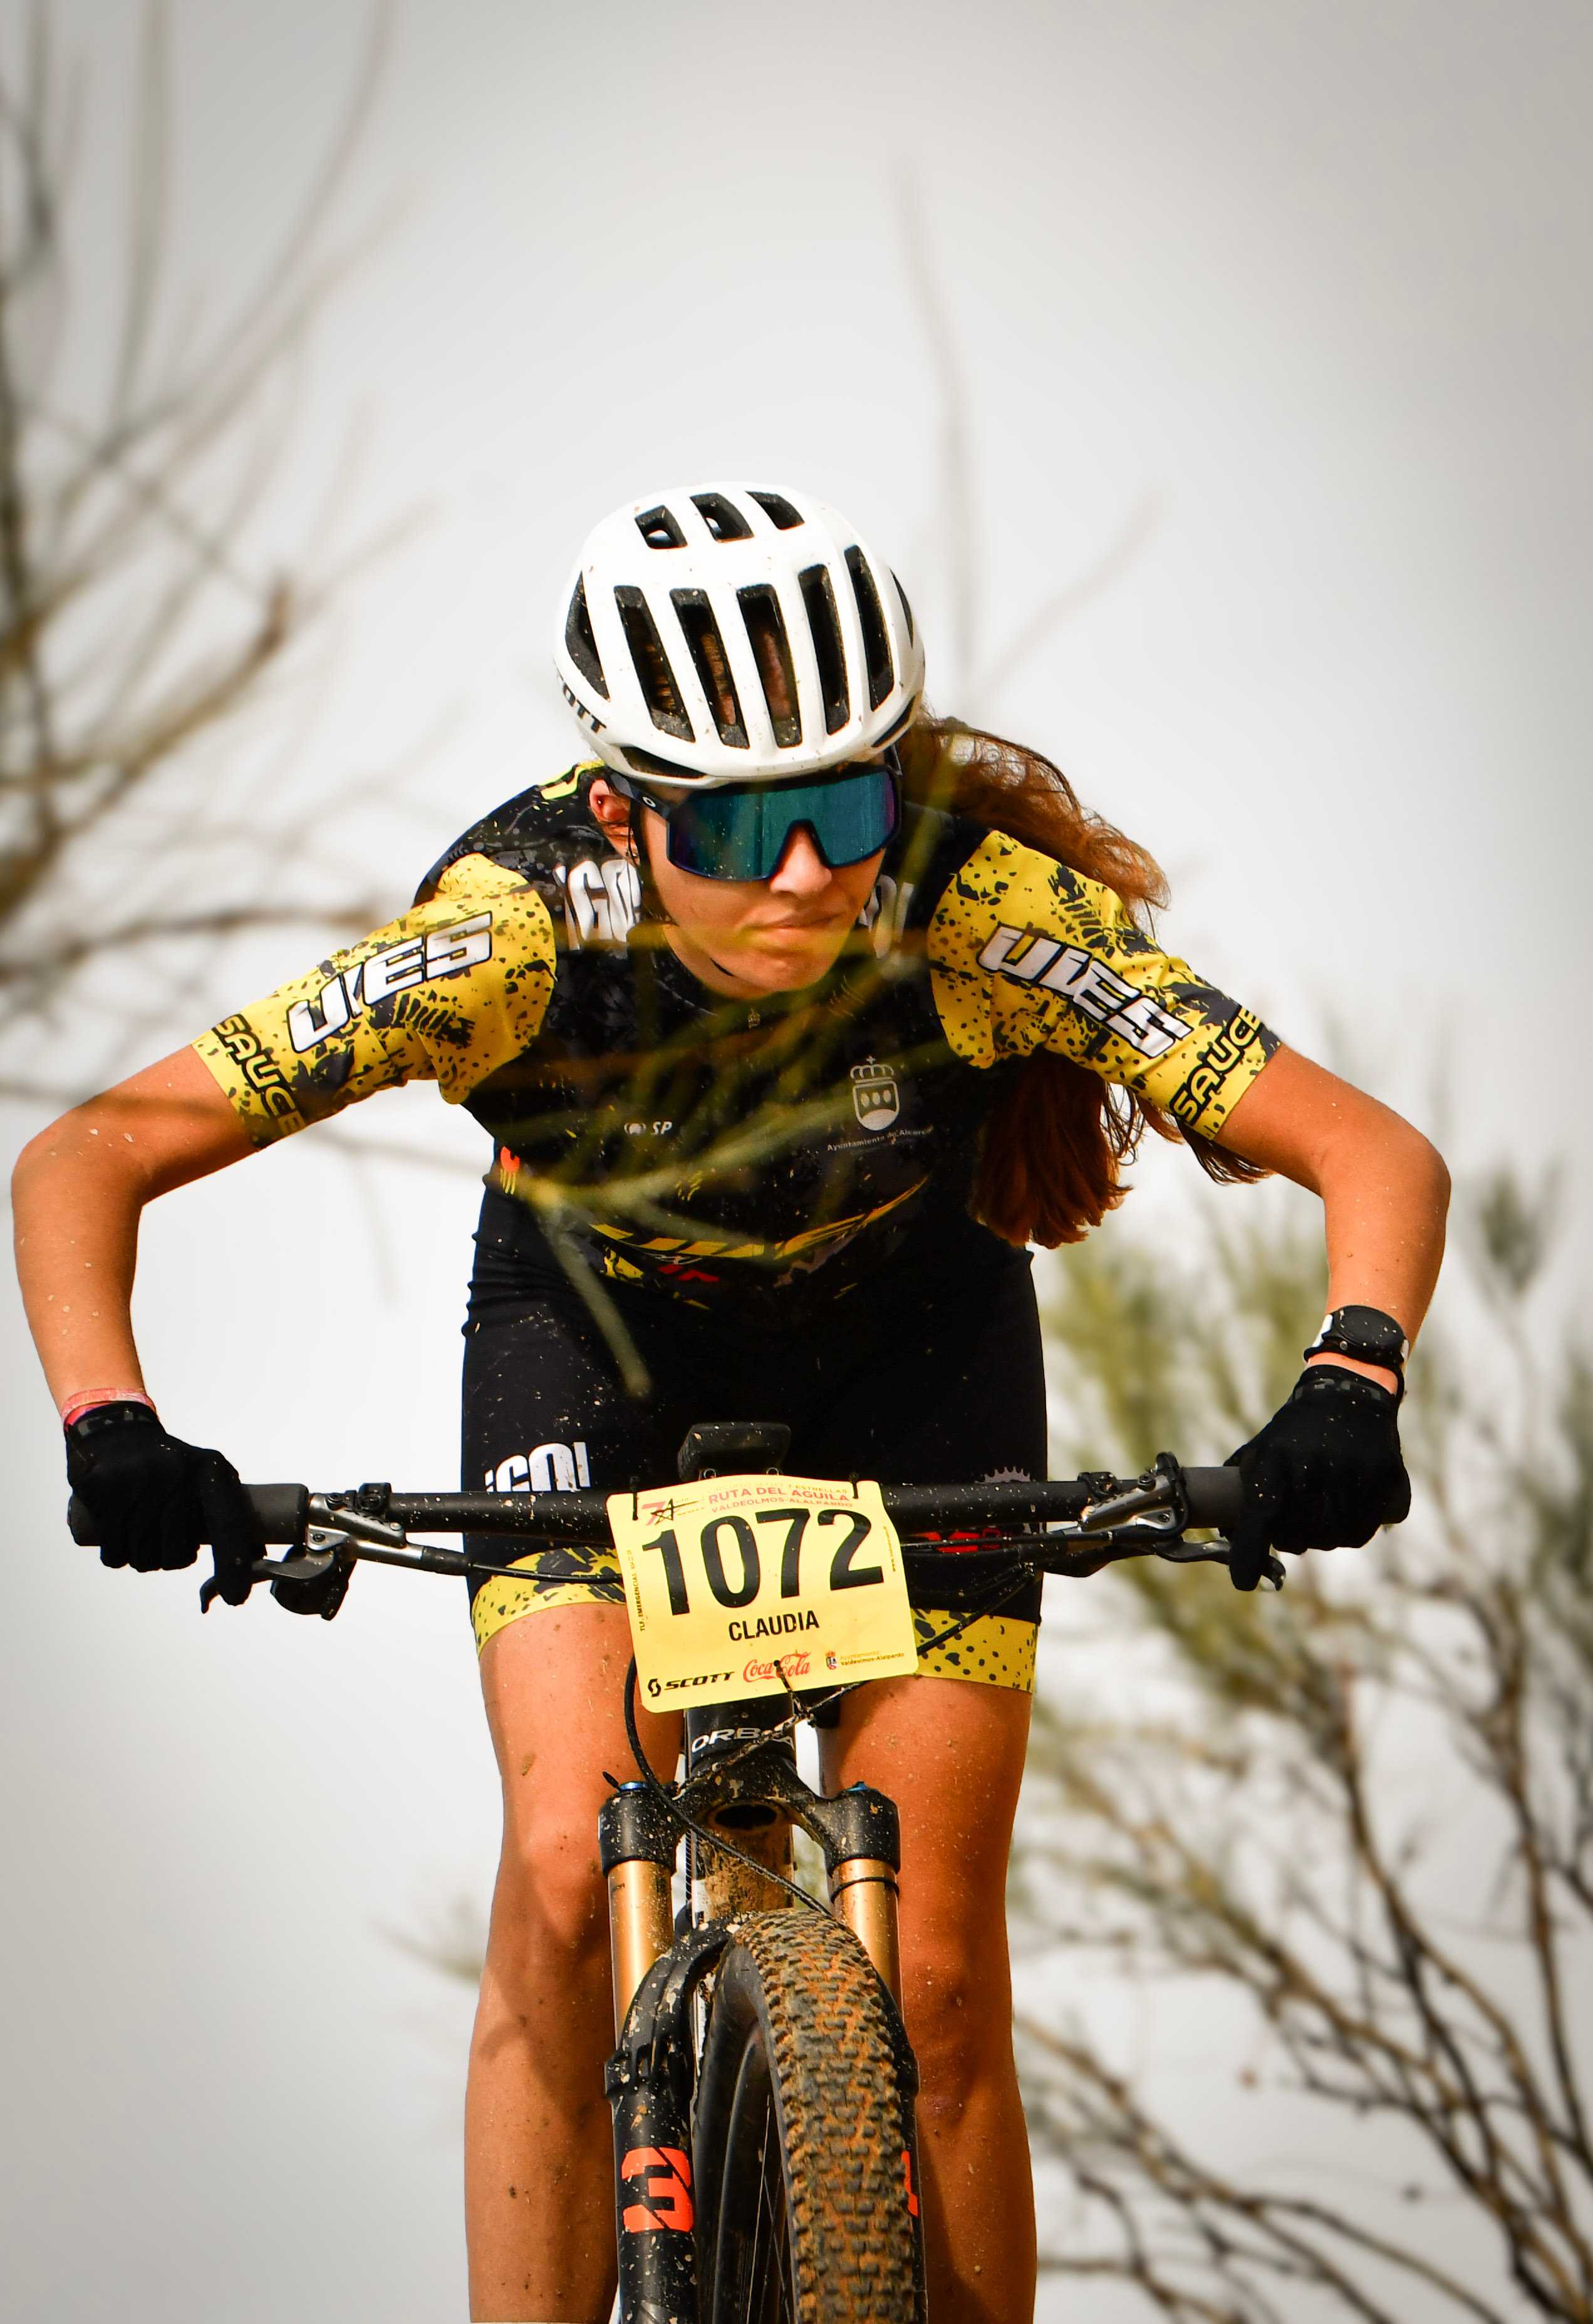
left=607, top=1474, right=918, bottom=1708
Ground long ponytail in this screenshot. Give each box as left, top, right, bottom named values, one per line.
left=897, top=716, right=1268, bottom=1248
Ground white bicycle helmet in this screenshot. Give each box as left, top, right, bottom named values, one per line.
left=553, top=483, right=925, bottom=792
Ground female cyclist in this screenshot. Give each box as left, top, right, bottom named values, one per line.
left=14, top=482, right=1447, bottom=2324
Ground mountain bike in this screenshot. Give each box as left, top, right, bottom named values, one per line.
left=72, top=1422, right=1258, bottom=2323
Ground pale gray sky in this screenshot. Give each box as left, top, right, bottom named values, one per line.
left=3, top=3, right=1589, bottom=2316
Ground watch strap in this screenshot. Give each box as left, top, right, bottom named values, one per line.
left=1304, top=1304, right=1409, bottom=1372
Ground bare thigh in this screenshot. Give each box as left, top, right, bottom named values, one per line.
left=479, top=1603, right=682, bottom=1867
left=817, top=1671, right=1031, bottom=1928
left=818, top=1670, right=1032, bottom=2071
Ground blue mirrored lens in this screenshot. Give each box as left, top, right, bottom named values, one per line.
left=664, top=767, right=899, bottom=881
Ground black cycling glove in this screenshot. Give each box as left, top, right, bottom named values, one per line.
left=65, top=1401, right=259, bottom=1609
left=1224, top=1364, right=1411, bottom=1591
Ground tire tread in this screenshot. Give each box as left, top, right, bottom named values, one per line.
left=717, top=1909, right=920, bottom=2323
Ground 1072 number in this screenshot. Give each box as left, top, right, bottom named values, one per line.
left=641, top=1505, right=881, bottom=1618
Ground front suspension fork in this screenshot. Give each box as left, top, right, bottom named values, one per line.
left=598, top=1733, right=906, bottom=2322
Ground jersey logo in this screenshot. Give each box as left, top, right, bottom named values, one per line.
left=977, top=924, right=1190, bottom=1060
left=485, top=1440, right=592, bottom=1493
left=555, top=855, right=641, bottom=948
left=1168, top=1008, right=1265, bottom=1127
left=210, top=1015, right=305, bottom=1128
left=851, top=1059, right=900, bottom=1130
left=858, top=872, right=915, bottom=954
left=286, top=912, right=492, bottom=1053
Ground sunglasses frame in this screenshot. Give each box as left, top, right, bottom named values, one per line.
left=630, top=760, right=901, bottom=884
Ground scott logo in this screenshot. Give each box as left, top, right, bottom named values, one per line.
left=620, top=2147, right=694, bottom=2233
left=287, top=913, right=492, bottom=1053
left=977, top=925, right=1190, bottom=1059
left=647, top=1670, right=734, bottom=1697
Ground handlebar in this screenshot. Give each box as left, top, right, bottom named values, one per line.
left=68, top=1460, right=1247, bottom=1562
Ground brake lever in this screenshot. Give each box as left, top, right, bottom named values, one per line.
left=247, top=1525, right=346, bottom=1585
left=308, top=1495, right=410, bottom=1548
left=1157, top=1535, right=1286, bottom=1589
left=1057, top=1464, right=1185, bottom=1544
left=245, top=1492, right=411, bottom=1583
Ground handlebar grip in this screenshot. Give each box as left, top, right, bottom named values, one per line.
left=1183, top=1467, right=1244, bottom=1529
left=246, top=1484, right=312, bottom=1544
left=67, top=1482, right=311, bottom=1550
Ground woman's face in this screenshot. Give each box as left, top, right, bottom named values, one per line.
left=589, top=778, right=885, bottom=998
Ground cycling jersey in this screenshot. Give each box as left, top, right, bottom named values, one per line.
left=194, top=763, right=1277, bottom=1316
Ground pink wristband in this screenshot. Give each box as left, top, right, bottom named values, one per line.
left=60, top=1390, right=157, bottom=1430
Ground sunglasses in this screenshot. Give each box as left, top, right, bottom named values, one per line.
left=644, top=762, right=900, bottom=882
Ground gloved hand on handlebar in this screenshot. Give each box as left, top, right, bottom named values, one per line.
left=65, top=1400, right=259, bottom=1609
left=1223, top=1364, right=1411, bottom=1592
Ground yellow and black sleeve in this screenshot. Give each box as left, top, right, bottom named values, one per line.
left=191, top=855, right=558, bottom=1145
left=928, top=830, right=1277, bottom=1137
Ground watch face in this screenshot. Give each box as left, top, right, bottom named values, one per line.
left=1316, top=1306, right=1408, bottom=1363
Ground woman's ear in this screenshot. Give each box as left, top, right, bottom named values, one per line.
left=588, top=777, right=636, bottom=859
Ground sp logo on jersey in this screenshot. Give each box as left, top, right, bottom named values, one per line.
left=851, top=1059, right=900, bottom=1132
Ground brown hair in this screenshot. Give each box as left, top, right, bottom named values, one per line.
left=897, top=715, right=1267, bottom=1247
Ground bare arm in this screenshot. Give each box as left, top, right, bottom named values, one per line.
left=12, top=1046, right=258, bottom=1413
left=1215, top=1044, right=1450, bottom=1390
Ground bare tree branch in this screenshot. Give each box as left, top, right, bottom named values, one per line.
left=1019, top=1170, right=1593, bottom=2319
left=0, top=1, right=401, bottom=1100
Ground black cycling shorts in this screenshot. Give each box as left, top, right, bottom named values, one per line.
left=460, top=1189, right=1048, bottom=1690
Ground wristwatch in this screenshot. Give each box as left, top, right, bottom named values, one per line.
left=1304, top=1305, right=1409, bottom=1375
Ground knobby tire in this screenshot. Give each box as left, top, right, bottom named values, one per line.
left=693, top=1909, right=923, bottom=2324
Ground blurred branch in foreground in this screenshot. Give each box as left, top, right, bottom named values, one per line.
left=0, top=1, right=399, bottom=1093
left=1017, top=1165, right=1592, bottom=2320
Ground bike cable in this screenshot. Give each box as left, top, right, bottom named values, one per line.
left=614, top=1566, right=1043, bottom=1929
left=462, top=1551, right=627, bottom=1598
left=622, top=1658, right=834, bottom=1919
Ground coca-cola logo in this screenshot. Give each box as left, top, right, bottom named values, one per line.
left=743, top=1650, right=812, bottom=1685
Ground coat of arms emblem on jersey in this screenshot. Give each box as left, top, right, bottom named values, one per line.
left=851, top=1059, right=900, bottom=1132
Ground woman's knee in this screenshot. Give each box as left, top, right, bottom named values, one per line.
left=485, top=1809, right=611, bottom=1993
left=901, top=1924, right=1015, bottom=2119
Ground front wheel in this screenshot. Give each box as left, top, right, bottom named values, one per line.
left=693, top=1908, right=924, bottom=2324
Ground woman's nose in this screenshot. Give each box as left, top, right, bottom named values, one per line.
left=767, top=825, right=832, bottom=897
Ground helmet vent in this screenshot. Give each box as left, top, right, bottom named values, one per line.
left=737, top=586, right=801, bottom=747
left=691, top=491, right=754, bottom=543
left=672, top=591, right=747, bottom=747
left=622, top=743, right=698, bottom=781
left=564, top=578, right=608, bottom=699
left=635, top=504, right=687, bottom=550
left=615, top=586, right=693, bottom=741
left=749, top=490, right=803, bottom=531
left=893, top=572, right=915, bottom=646
left=798, top=564, right=850, bottom=735
left=845, top=547, right=893, bottom=710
